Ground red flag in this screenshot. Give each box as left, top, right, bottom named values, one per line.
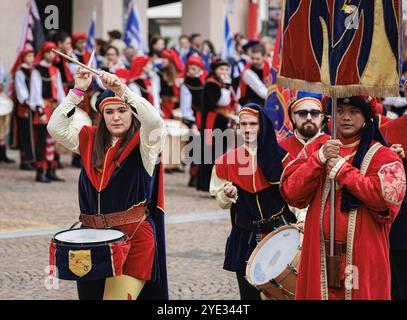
left=278, top=0, right=401, bottom=98
left=247, top=1, right=260, bottom=40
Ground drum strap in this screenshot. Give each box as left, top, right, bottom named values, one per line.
left=235, top=206, right=288, bottom=233
left=127, top=210, right=149, bottom=241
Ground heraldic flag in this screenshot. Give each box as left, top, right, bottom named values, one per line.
left=277, top=0, right=402, bottom=98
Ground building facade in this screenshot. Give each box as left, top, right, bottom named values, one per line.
left=0, top=0, right=271, bottom=72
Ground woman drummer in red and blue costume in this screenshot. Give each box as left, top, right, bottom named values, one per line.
left=48, top=67, right=168, bottom=300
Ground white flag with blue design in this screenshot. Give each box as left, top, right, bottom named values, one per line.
left=221, top=15, right=235, bottom=60
left=87, top=10, right=96, bottom=51
left=124, top=1, right=148, bottom=55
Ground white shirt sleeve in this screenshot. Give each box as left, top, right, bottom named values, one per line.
left=28, top=69, right=44, bottom=111
left=56, top=71, right=66, bottom=103
left=289, top=205, right=308, bottom=223
left=217, top=88, right=232, bottom=107
left=15, top=70, right=29, bottom=104
left=209, top=166, right=238, bottom=209
left=47, top=91, right=90, bottom=155
left=119, top=86, right=166, bottom=176
left=151, top=72, right=161, bottom=112
left=180, top=84, right=195, bottom=122
left=242, top=69, right=268, bottom=99
left=128, top=82, right=142, bottom=97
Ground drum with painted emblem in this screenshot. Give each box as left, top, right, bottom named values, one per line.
left=246, top=225, right=303, bottom=300
left=49, top=228, right=130, bottom=281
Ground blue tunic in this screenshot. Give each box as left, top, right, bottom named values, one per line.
left=78, top=142, right=168, bottom=300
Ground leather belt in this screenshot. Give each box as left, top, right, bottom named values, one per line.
left=80, top=206, right=148, bottom=229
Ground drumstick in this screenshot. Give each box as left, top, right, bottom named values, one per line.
left=52, top=49, right=100, bottom=76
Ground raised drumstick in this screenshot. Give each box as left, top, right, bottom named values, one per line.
left=52, top=49, right=100, bottom=76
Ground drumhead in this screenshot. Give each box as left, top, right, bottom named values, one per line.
left=54, top=228, right=126, bottom=245
left=248, top=226, right=301, bottom=285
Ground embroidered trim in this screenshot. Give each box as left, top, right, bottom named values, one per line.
left=319, top=142, right=382, bottom=300
left=281, top=152, right=290, bottom=164
left=319, top=175, right=331, bottom=300
left=377, top=161, right=406, bottom=206
left=342, top=140, right=361, bottom=148
left=344, top=142, right=382, bottom=300
left=318, top=147, right=327, bottom=165
left=328, top=158, right=346, bottom=180
left=343, top=150, right=357, bottom=161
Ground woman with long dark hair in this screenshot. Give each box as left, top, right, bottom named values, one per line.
left=47, top=68, right=167, bottom=300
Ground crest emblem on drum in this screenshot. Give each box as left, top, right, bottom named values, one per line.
left=69, top=250, right=92, bottom=277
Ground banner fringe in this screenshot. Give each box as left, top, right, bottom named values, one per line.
left=277, top=76, right=399, bottom=98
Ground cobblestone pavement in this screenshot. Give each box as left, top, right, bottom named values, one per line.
left=0, top=152, right=239, bottom=300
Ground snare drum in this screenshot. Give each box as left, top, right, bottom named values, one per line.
left=246, top=225, right=302, bottom=300
left=163, top=119, right=189, bottom=169
left=49, top=228, right=131, bottom=281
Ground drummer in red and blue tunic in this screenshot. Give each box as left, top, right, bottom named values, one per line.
left=47, top=67, right=167, bottom=300
left=210, top=104, right=297, bottom=300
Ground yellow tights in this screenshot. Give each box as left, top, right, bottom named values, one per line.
left=103, top=275, right=146, bottom=300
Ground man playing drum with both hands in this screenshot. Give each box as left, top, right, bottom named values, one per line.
left=210, top=104, right=298, bottom=300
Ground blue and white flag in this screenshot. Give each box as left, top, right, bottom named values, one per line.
left=124, top=1, right=148, bottom=55
left=87, top=10, right=96, bottom=52
left=221, top=15, right=235, bottom=61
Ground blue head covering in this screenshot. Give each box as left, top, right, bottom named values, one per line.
left=95, top=90, right=116, bottom=112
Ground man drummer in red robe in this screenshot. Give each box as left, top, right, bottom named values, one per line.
left=210, top=104, right=297, bottom=300
left=281, top=96, right=406, bottom=300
